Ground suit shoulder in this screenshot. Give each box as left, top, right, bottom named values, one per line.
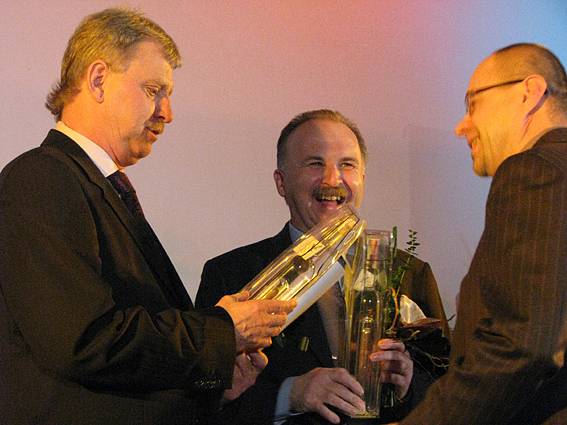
left=395, top=248, right=427, bottom=269
left=531, top=139, right=567, bottom=172
left=204, top=233, right=284, bottom=269
left=0, top=146, right=79, bottom=193
left=197, top=232, right=287, bottom=306
left=492, top=146, right=566, bottom=196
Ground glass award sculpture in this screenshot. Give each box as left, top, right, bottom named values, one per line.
left=340, top=229, right=392, bottom=418
left=240, top=205, right=366, bottom=328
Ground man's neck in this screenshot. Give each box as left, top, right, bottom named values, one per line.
left=55, top=121, right=119, bottom=177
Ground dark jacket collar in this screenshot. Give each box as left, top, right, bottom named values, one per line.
left=41, top=130, right=190, bottom=307
left=533, top=127, right=567, bottom=146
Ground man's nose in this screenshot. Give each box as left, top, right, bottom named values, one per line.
left=322, top=165, right=341, bottom=186
left=156, top=96, right=173, bottom=123
left=454, top=114, right=469, bottom=137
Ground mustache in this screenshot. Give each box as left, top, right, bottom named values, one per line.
left=146, top=122, right=165, bottom=135
left=313, top=185, right=348, bottom=199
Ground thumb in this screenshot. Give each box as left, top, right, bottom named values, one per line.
left=230, top=290, right=250, bottom=302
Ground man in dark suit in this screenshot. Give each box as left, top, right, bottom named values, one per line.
left=0, top=8, right=294, bottom=425
left=196, top=109, right=450, bottom=424
left=390, top=43, right=567, bottom=425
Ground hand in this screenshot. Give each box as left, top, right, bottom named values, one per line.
left=369, top=339, right=413, bottom=399
left=290, top=367, right=365, bottom=424
left=216, top=291, right=296, bottom=352
left=222, top=351, right=268, bottom=402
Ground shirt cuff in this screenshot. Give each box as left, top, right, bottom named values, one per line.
left=274, top=376, right=296, bottom=424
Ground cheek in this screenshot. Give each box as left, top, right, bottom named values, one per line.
left=136, top=98, right=155, bottom=120
left=344, top=172, right=364, bottom=191
left=121, top=92, right=154, bottom=122
left=345, top=174, right=364, bottom=206
left=292, top=173, right=319, bottom=195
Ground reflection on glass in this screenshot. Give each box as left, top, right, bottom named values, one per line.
left=241, top=205, right=366, bottom=327
left=341, top=229, right=392, bottom=418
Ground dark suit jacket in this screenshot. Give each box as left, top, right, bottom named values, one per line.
left=0, top=130, right=235, bottom=425
left=196, top=224, right=449, bottom=424
left=402, top=128, right=567, bottom=425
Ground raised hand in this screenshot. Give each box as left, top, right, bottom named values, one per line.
left=216, top=291, right=296, bottom=353
left=370, top=338, right=413, bottom=399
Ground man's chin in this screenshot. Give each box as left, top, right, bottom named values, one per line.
left=315, top=205, right=344, bottom=222
left=134, top=141, right=153, bottom=160
left=472, top=160, right=489, bottom=177
left=117, top=147, right=152, bottom=167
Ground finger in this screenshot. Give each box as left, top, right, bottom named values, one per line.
left=215, top=294, right=242, bottom=310
left=266, top=312, right=288, bottom=326
left=369, top=349, right=408, bottom=363
left=380, top=358, right=412, bottom=378
left=232, top=354, right=253, bottom=377
left=230, top=291, right=250, bottom=302
left=250, top=337, right=273, bottom=351
left=233, top=353, right=248, bottom=369
left=330, top=368, right=364, bottom=398
left=248, top=351, right=268, bottom=369
left=380, top=371, right=411, bottom=399
left=326, top=393, right=364, bottom=416
left=386, top=371, right=411, bottom=387
left=262, top=299, right=297, bottom=314
left=377, top=338, right=406, bottom=352
left=327, top=383, right=366, bottom=413
left=253, top=311, right=288, bottom=329
left=315, top=403, right=341, bottom=424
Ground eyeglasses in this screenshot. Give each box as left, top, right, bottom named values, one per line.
left=464, top=78, right=525, bottom=114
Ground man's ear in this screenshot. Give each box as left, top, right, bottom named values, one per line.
left=522, top=74, right=548, bottom=116
left=273, top=169, right=286, bottom=198
left=87, top=60, right=109, bottom=103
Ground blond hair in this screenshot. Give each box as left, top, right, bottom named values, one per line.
left=46, top=7, right=181, bottom=120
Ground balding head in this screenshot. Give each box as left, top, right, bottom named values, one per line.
left=455, top=43, right=567, bottom=176
left=488, top=43, right=567, bottom=116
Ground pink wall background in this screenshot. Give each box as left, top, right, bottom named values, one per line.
left=2, top=1, right=566, bottom=322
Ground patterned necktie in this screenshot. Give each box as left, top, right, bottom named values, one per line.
left=107, top=171, right=145, bottom=218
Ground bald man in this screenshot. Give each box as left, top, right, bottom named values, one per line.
left=392, top=43, right=567, bottom=425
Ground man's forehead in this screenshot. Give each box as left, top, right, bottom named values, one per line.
left=468, top=55, right=498, bottom=89
left=289, top=119, right=358, bottom=148
left=129, top=41, right=174, bottom=77
left=282, top=118, right=364, bottom=168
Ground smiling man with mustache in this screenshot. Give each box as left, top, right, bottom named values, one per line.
left=196, top=109, right=449, bottom=425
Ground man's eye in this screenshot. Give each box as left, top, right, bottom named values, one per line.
left=341, top=162, right=356, bottom=169
left=307, top=161, right=324, bottom=167
left=146, top=87, right=159, bottom=97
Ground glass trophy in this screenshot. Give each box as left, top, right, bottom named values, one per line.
left=240, top=205, right=366, bottom=328
left=340, top=229, right=392, bottom=418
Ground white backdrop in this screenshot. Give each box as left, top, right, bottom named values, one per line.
left=2, top=0, right=566, bottom=322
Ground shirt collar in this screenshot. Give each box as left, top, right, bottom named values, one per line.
left=287, top=222, right=304, bottom=243
left=55, top=121, right=119, bottom=177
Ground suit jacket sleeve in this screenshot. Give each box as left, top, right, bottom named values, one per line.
left=197, top=256, right=283, bottom=424
left=401, top=148, right=567, bottom=424
left=0, top=149, right=235, bottom=393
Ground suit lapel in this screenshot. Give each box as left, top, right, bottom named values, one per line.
left=41, top=130, right=191, bottom=308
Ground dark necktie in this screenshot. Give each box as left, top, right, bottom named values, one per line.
left=107, top=171, right=145, bottom=218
